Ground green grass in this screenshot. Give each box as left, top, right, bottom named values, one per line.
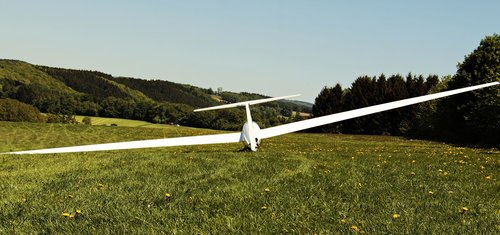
left=73, top=115, right=195, bottom=129
left=74, top=115, right=155, bottom=128
left=0, top=121, right=499, bottom=233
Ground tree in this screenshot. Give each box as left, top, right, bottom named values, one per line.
left=82, top=116, right=92, bottom=125
left=312, top=84, right=343, bottom=133
left=435, top=34, right=500, bottom=144
left=342, top=76, right=378, bottom=134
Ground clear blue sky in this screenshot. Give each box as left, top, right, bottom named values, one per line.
left=1, top=1, right=499, bottom=102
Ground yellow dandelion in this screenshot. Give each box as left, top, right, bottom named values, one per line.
left=76, top=209, right=82, bottom=214
left=264, top=188, right=270, bottom=193
left=351, top=225, right=360, bottom=232
left=62, top=212, right=71, bottom=217
left=485, top=176, right=492, bottom=180
left=460, top=207, right=469, bottom=214
left=392, top=213, right=401, bottom=219
left=438, top=169, right=443, bottom=173
left=165, top=193, right=172, bottom=198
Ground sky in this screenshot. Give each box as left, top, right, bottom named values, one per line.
left=1, top=1, right=499, bottom=103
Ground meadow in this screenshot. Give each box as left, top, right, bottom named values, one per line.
left=0, top=120, right=498, bottom=234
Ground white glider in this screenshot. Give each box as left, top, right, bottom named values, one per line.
left=3, top=82, right=498, bottom=154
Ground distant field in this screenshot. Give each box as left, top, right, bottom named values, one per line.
left=74, top=115, right=177, bottom=129
left=0, top=121, right=498, bottom=233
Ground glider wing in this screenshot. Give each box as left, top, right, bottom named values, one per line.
left=260, top=82, right=499, bottom=139
left=4, top=132, right=242, bottom=154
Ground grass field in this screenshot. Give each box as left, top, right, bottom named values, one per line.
left=73, top=115, right=177, bottom=129
left=0, top=121, right=499, bottom=233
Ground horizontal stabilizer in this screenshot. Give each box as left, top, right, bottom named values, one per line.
left=194, top=94, right=300, bottom=112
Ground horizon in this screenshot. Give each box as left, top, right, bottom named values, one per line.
left=2, top=1, right=499, bottom=102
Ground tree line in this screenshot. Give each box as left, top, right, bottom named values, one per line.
left=312, top=73, right=439, bottom=135
left=312, top=34, right=500, bottom=145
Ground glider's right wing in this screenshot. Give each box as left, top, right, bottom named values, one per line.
left=4, top=132, right=242, bottom=154
left=260, top=82, right=499, bottom=139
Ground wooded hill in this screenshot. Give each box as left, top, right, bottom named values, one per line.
left=0, top=60, right=311, bottom=130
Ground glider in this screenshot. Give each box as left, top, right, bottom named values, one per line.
left=3, top=82, right=498, bottom=154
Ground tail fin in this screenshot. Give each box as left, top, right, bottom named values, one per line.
left=194, top=94, right=301, bottom=112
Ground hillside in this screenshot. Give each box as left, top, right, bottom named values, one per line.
left=0, top=59, right=312, bottom=130
left=107, top=76, right=216, bottom=107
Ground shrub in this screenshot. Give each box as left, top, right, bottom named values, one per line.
left=82, top=116, right=92, bottom=125
left=0, top=98, right=45, bottom=122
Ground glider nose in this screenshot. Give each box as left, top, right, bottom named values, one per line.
left=241, top=122, right=261, bottom=151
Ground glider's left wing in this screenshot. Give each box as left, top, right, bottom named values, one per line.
left=4, top=132, right=242, bottom=154
left=260, top=82, right=499, bottom=139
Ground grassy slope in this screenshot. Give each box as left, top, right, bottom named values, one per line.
left=74, top=115, right=155, bottom=128
left=73, top=115, right=197, bottom=130
left=0, top=60, right=79, bottom=94
left=0, top=121, right=498, bottom=233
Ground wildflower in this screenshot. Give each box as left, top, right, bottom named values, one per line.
left=165, top=193, right=172, bottom=198
left=428, top=191, right=434, bottom=195
left=392, top=213, right=401, bottom=219
left=351, top=225, right=360, bottom=232
left=485, top=176, right=492, bottom=180
left=69, top=214, right=75, bottom=219
left=460, top=207, right=469, bottom=214
left=264, top=188, right=270, bottom=193
left=438, top=169, right=443, bottom=173
left=76, top=209, right=82, bottom=214
left=62, top=212, right=71, bottom=217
